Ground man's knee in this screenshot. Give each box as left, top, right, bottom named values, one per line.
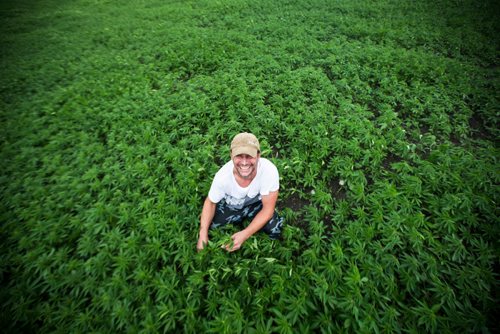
left=260, top=213, right=284, bottom=239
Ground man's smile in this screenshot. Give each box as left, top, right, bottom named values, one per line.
left=233, top=153, right=259, bottom=180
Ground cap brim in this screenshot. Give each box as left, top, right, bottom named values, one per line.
left=231, top=146, right=258, bottom=158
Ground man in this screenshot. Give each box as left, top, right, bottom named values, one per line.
left=197, top=132, right=284, bottom=252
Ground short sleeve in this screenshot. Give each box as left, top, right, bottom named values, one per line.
left=208, top=170, right=226, bottom=203
left=208, top=161, right=233, bottom=203
left=260, top=160, right=279, bottom=196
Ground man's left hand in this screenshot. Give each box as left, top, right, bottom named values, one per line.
left=225, top=230, right=250, bottom=252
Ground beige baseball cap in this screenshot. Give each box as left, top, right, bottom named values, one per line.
left=230, top=132, right=260, bottom=158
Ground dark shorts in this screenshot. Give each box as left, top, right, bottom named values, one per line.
left=210, top=199, right=284, bottom=239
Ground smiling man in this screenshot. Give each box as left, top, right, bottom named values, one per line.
left=197, top=132, right=284, bottom=252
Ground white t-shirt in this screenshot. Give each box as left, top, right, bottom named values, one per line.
left=208, top=158, right=279, bottom=210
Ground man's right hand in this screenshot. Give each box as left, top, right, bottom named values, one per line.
left=198, top=197, right=215, bottom=251
left=197, top=232, right=209, bottom=251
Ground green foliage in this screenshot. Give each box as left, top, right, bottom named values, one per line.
left=1, top=0, right=498, bottom=333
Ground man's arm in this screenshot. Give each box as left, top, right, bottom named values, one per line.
left=197, top=197, right=216, bottom=251
left=226, top=191, right=279, bottom=252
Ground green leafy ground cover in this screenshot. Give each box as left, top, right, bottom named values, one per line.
left=1, top=0, right=499, bottom=332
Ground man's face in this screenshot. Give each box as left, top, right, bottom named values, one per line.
left=232, top=153, right=259, bottom=180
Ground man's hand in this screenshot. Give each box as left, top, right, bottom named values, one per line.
left=225, top=230, right=251, bottom=252
left=197, top=232, right=209, bottom=251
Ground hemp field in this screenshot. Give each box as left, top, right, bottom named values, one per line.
left=1, top=0, right=499, bottom=332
